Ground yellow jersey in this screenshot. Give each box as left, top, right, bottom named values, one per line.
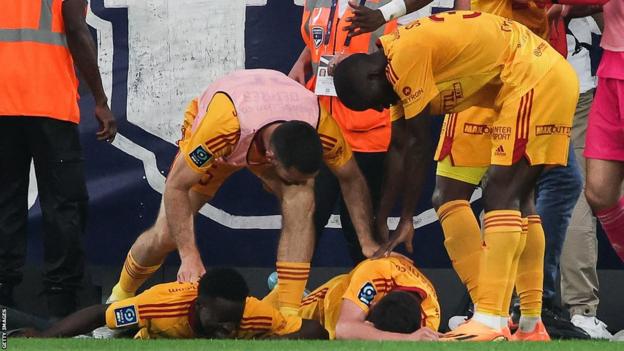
left=299, top=257, right=441, bottom=339
left=105, top=282, right=301, bottom=339
left=380, top=11, right=561, bottom=120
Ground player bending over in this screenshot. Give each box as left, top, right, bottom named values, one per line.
left=16, top=268, right=328, bottom=340
left=108, top=69, right=385, bottom=317
left=333, top=11, right=578, bottom=341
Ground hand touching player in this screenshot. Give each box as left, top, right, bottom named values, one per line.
left=406, top=327, right=441, bottom=341
left=343, top=0, right=386, bottom=37
left=177, top=253, right=206, bottom=283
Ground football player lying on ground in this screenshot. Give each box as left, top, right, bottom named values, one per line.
left=264, top=255, right=441, bottom=341
left=14, top=268, right=328, bottom=340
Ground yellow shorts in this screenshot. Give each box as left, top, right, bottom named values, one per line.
left=435, top=59, right=578, bottom=167
left=434, top=106, right=496, bottom=167
left=491, top=60, right=578, bottom=166
left=435, top=157, right=488, bottom=186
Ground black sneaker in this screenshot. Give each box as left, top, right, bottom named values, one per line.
left=541, top=304, right=590, bottom=340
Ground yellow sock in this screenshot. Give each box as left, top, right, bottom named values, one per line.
left=515, top=215, right=545, bottom=317
left=437, top=200, right=482, bottom=303
left=276, top=261, right=310, bottom=316
left=476, top=210, right=522, bottom=316
left=500, top=218, right=528, bottom=317
left=110, top=252, right=161, bottom=302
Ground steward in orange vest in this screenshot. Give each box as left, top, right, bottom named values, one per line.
left=0, top=0, right=115, bottom=318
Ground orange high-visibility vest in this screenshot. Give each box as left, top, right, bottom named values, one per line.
left=0, top=0, right=80, bottom=123
left=302, top=0, right=397, bottom=152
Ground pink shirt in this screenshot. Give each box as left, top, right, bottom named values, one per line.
left=194, top=69, right=320, bottom=167
left=602, top=0, right=624, bottom=51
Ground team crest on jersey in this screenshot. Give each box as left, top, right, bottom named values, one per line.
left=114, top=305, right=138, bottom=327
left=358, top=282, right=377, bottom=306
left=189, top=145, right=212, bottom=167
left=312, top=27, right=324, bottom=48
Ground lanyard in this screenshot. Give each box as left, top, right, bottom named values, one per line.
left=324, top=0, right=338, bottom=46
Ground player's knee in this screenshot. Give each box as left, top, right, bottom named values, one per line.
left=585, top=185, right=617, bottom=212
left=431, top=189, right=446, bottom=211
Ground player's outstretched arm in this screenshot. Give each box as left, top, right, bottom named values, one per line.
left=335, top=299, right=438, bottom=340
left=164, top=157, right=206, bottom=283
left=280, top=319, right=330, bottom=340
left=343, top=0, right=433, bottom=37
left=377, top=112, right=432, bottom=254
left=332, top=158, right=382, bottom=258
left=36, top=304, right=109, bottom=337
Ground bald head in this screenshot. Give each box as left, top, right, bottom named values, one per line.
left=333, top=51, right=398, bottom=112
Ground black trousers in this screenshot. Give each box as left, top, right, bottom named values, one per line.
left=0, top=117, right=87, bottom=292
left=313, top=152, right=386, bottom=265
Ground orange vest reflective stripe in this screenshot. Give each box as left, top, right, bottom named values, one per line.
left=0, top=0, right=80, bottom=123
left=302, top=0, right=396, bottom=152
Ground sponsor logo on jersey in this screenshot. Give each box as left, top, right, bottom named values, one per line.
left=463, top=123, right=492, bottom=135
left=312, top=27, right=324, bottom=48
left=114, top=305, right=138, bottom=327
left=189, top=145, right=212, bottom=167
left=358, top=282, right=377, bottom=306
left=535, top=124, right=571, bottom=136
left=492, top=126, right=512, bottom=141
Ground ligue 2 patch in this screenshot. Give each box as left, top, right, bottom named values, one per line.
left=312, top=27, right=323, bottom=48
left=189, top=145, right=212, bottom=167
left=114, top=305, right=138, bottom=327
left=358, top=282, right=377, bottom=306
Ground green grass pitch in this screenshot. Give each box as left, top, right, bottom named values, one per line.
left=8, top=339, right=623, bottom=351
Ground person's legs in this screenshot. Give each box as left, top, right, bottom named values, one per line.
left=584, top=77, right=624, bottom=262
left=0, top=117, right=30, bottom=306
left=338, top=151, right=385, bottom=264
left=27, top=118, right=88, bottom=318
left=534, top=143, right=583, bottom=307
left=560, top=89, right=609, bottom=337
left=431, top=160, right=484, bottom=305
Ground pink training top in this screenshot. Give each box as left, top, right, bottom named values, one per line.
left=597, top=0, right=624, bottom=79
left=602, top=0, right=624, bottom=52
left=194, top=69, right=320, bottom=167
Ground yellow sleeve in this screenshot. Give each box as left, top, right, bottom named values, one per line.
left=179, top=92, right=241, bottom=174
left=380, top=30, right=438, bottom=120
left=317, top=106, right=353, bottom=169
left=239, top=297, right=303, bottom=338
left=342, top=259, right=393, bottom=313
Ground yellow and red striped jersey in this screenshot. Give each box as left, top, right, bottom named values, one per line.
left=105, top=282, right=302, bottom=339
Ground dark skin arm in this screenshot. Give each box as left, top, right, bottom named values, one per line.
left=279, top=319, right=330, bottom=340
left=377, top=112, right=432, bottom=254
left=343, top=0, right=433, bottom=37
left=62, top=0, right=116, bottom=142
left=17, top=304, right=110, bottom=338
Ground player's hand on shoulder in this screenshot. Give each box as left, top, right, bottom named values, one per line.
left=343, top=0, right=386, bottom=37
left=407, top=327, right=441, bottom=341
left=177, top=254, right=206, bottom=283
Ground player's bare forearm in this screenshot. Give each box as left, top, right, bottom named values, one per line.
left=400, top=114, right=433, bottom=221
left=378, top=118, right=409, bottom=225
left=277, top=181, right=316, bottom=262
left=164, top=186, right=198, bottom=259
left=405, top=0, right=435, bottom=12
left=40, top=304, right=109, bottom=337
left=280, top=319, right=330, bottom=339
left=62, top=0, right=108, bottom=106
left=334, top=158, right=379, bottom=256
left=454, top=0, right=471, bottom=10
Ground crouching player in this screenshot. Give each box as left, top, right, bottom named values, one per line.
left=265, top=255, right=441, bottom=340
left=17, top=268, right=328, bottom=340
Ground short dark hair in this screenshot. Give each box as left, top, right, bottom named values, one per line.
left=333, top=53, right=370, bottom=111
left=270, top=120, right=323, bottom=174
left=366, top=291, right=423, bottom=333
left=198, top=268, right=249, bottom=302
